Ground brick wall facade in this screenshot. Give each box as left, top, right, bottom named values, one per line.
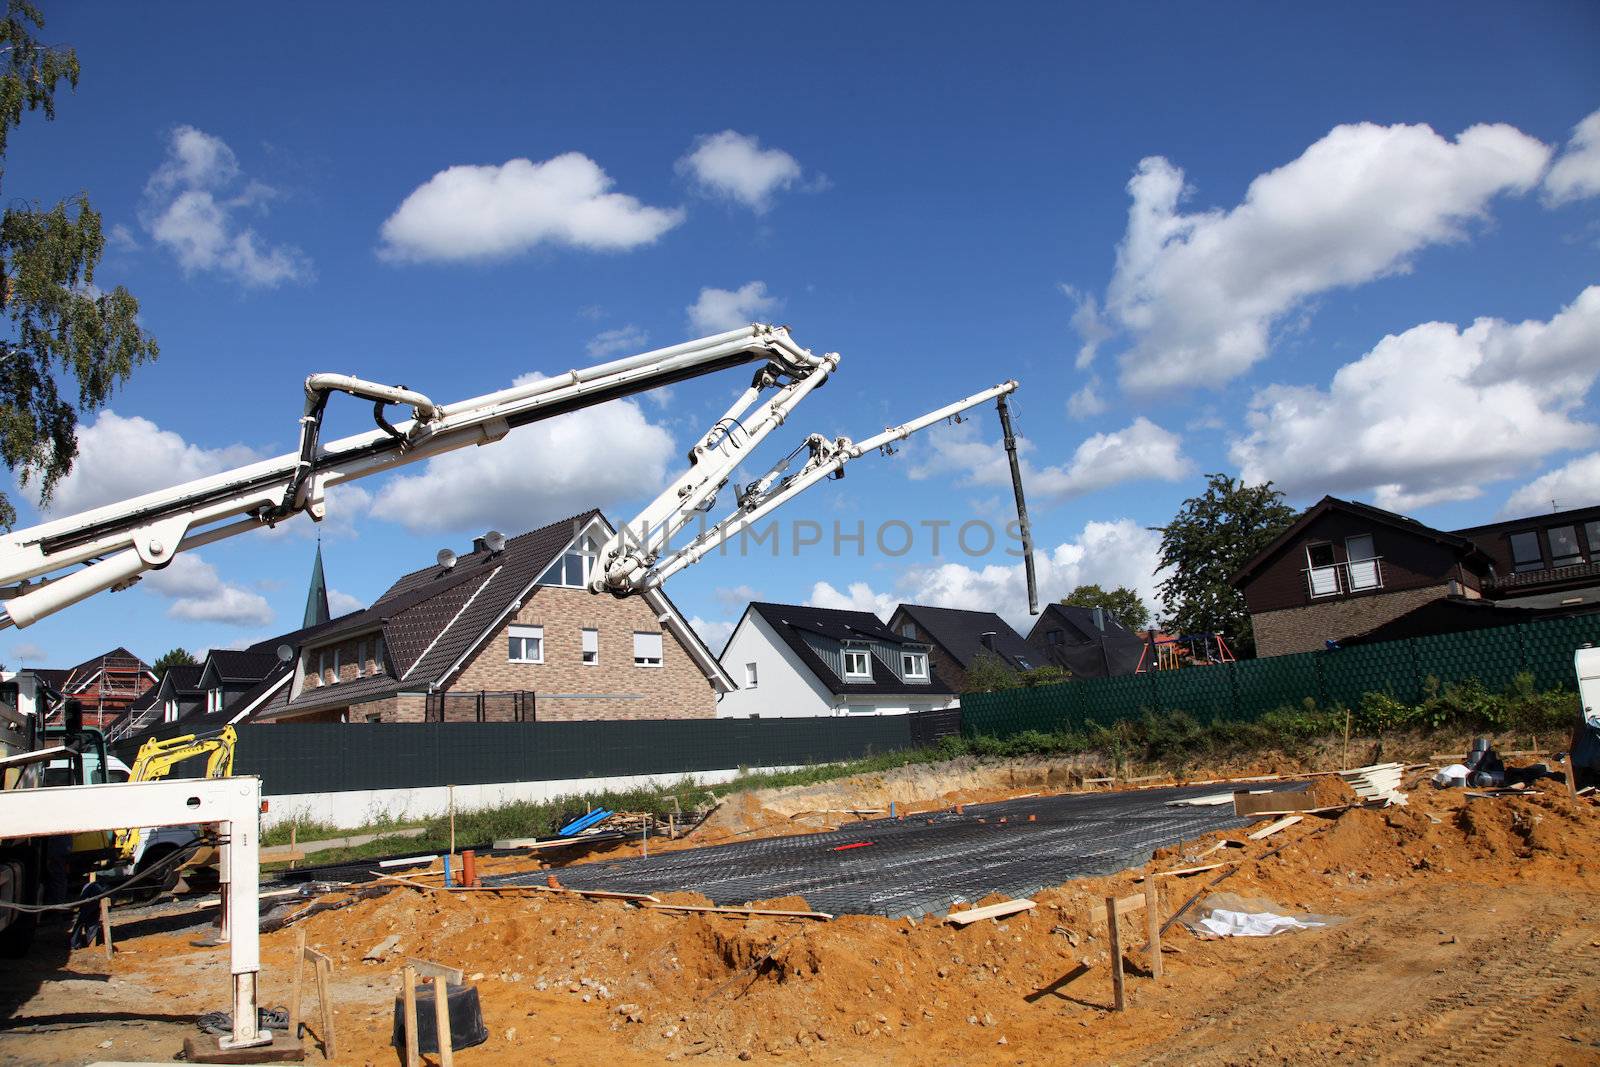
left=896, top=618, right=971, bottom=693
left=301, top=631, right=386, bottom=690
left=1252, top=584, right=1446, bottom=658
left=449, top=586, right=716, bottom=720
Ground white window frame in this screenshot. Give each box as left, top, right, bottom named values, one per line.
left=633, top=631, right=663, bottom=667
left=331, top=647, right=342, bottom=684
left=316, top=651, right=328, bottom=686
left=355, top=640, right=367, bottom=678
left=1345, top=533, right=1380, bottom=591
left=744, top=661, right=758, bottom=688
left=206, top=688, right=222, bottom=713
left=508, top=624, right=545, bottom=664
left=373, top=637, right=386, bottom=673
left=164, top=698, right=178, bottom=723
left=843, top=649, right=872, bottom=679
left=581, top=627, right=599, bottom=665
left=901, top=651, right=929, bottom=681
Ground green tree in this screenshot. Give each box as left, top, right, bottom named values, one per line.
left=1018, top=664, right=1069, bottom=688
left=0, top=2, right=157, bottom=528
left=1152, top=473, right=1298, bottom=657
left=152, top=647, right=196, bottom=678
left=961, top=649, right=1020, bottom=694
left=1060, top=583, right=1150, bottom=631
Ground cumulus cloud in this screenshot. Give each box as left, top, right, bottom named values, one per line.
left=1231, top=286, right=1600, bottom=511
left=677, top=130, right=806, bottom=212
left=378, top=153, right=683, bottom=262
left=1062, top=286, right=1112, bottom=370
left=1066, top=379, right=1107, bottom=419
left=688, top=616, right=735, bottom=653
left=687, top=281, right=782, bottom=334
left=713, top=584, right=760, bottom=612
left=327, top=588, right=366, bottom=616
left=369, top=372, right=674, bottom=533
left=1503, top=453, right=1600, bottom=516
left=142, top=553, right=274, bottom=627
left=586, top=325, right=649, bottom=359
left=23, top=410, right=260, bottom=517
left=141, top=125, right=309, bottom=287
left=809, top=518, right=1164, bottom=632
left=9, top=642, right=47, bottom=664
left=911, top=417, right=1192, bottom=503
left=1078, top=121, right=1550, bottom=394
left=1543, top=108, right=1600, bottom=206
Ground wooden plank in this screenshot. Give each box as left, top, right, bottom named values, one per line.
left=642, top=902, right=833, bottom=920
left=1105, top=896, right=1125, bottom=1011
left=1247, top=815, right=1303, bottom=841
left=1233, top=790, right=1327, bottom=816
left=260, top=846, right=308, bottom=863
left=1144, top=880, right=1162, bottom=980
left=945, top=899, right=1036, bottom=925
left=400, top=965, right=419, bottom=1067
left=405, top=957, right=464, bottom=985
left=1135, top=862, right=1227, bottom=881
left=315, top=955, right=336, bottom=1060
left=1123, top=774, right=1164, bottom=784
left=288, top=928, right=305, bottom=1044
left=1083, top=892, right=1147, bottom=927
left=181, top=1035, right=306, bottom=1063
left=432, top=974, right=454, bottom=1067
left=373, top=871, right=660, bottom=904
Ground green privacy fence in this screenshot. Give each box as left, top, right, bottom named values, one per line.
left=960, top=613, right=1600, bottom=740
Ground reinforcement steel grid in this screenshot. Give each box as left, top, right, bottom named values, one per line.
left=493, top=782, right=1302, bottom=919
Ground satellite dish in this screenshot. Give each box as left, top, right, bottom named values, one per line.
left=275, top=644, right=294, bottom=663
left=483, top=530, right=506, bottom=554
left=437, top=548, right=457, bottom=570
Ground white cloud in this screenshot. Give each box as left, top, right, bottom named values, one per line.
left=106, top=223, right=140, bottom=252
left=688, top=615, right=735, bottom=653
left=1062, top=285, right=1112, bottom=370
left=911, top=417, right=1192, bottom=503
left=327, top=588, right=365, bottom=616
left=369, top=373, right=674, bottom=533
left=1543, top=108, right=1600, bottom=206
left=141, top=125, right=309, bottom=287
left=1503, top=453, right=1600, bottom=516
left=586, top=325, right=649, bottom=359
left=142, top=553, right=274, bottom=627
left=1066, top=379, right=1106, bottom=419
left=713, top=584, right=760, bottom=612
left=1089, top=121, right=1550, bottom=394
left=24, top=410, right=260, bottom=517
left=9, top=642, right=47, bottom=664
left=1231, top=286, right=1600, bottom=511
left=807, top=518, right=1164, bottom=633
left=687, top=281, right=782, bottom=334
left=677, top=130, right=805, bottom=212
left=378, top=153, right=683, bottom=262
left=806, top=581, right=898, bottom=619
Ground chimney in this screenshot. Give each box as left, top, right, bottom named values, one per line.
left=979, top=631, right=996, bottom=652
left=472, top=536, right=489, bottom=554
left=1093, top=606, right=1105, bottom=632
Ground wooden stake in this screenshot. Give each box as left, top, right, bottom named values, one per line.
left=1143, top=879, right=1162, bottom=980
left=400, top=965, right=419, bottom=1067
left=98, top=896, right=113, bottom=961
left=1105, top=895, right=1125, bottom=1011
left=1343, top=709, right=1351, bottom=771
left=448, top=785, right=456, bottom=862
left=315, top=955, right=336, bottom=1060
left=288, top=927, right=305, bottom=1042
left=432, top=974, right=454, bottom=1067
left=289, top=824, right=298, bottom=870
left=1247, top=814, right=1303, bottom=841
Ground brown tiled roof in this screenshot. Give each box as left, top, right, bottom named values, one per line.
left=277, top=510, right=600, bottom=713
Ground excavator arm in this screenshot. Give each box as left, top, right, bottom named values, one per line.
left=114, top=726, right=237, bottom=860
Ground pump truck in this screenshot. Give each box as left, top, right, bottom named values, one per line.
left=0, top=324, right=1039, bottom=1055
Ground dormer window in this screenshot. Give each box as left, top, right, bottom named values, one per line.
left=539, top=533, right=601, bottom=588
left=1509, top=530, right=1543, bottom=573
left=206, top=688, right=223, bottom=713
left=1548, top=525, right=1583, bottom=568
left=843, top=649, right=872, bottom=679
left=901, top=652, right=929, bottom=681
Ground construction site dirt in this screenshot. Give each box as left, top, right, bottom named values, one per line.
left=2, top=761, right=1597, bottom=1066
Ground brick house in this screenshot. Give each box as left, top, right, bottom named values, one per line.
left=28, top=647, right=157, bottom=730
left=1230, top=496, right=1600, bottom=657
left=717, top=602, right=957, bottom=717
left=885, top=604, right=1038, bottom=692
left=252, top=510, right=732, bottom=723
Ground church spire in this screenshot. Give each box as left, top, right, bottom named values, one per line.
left=303, top=543, right=330, bottom=628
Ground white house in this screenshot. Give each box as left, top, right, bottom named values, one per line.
left=716, top=602, right=958, bottom=717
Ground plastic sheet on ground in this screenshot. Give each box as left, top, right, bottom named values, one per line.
left=1182, top=892, right=1342, bottom=938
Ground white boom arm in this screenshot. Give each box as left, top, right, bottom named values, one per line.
left=0, top=323, right=1034, bottom=628
left=594, top=379, right=1018, bottom=595
left=0, top=325, right=824, bottom=628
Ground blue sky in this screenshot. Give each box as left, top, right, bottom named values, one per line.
left=6, top=2, right=1599, bottom=667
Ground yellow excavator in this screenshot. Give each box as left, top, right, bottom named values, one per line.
left=112, top=727, right=236, bottom=894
